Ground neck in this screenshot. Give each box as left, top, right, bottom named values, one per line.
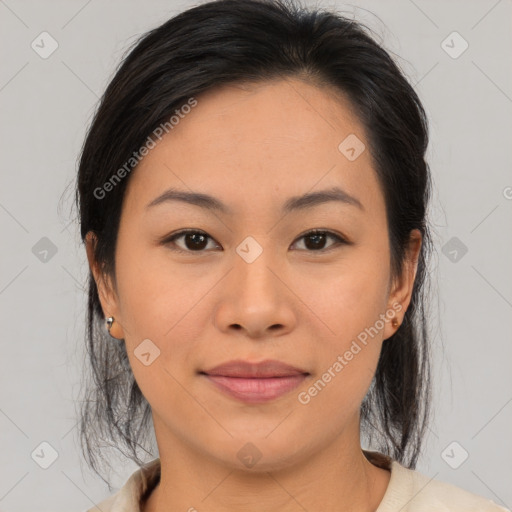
left=143, top=417, right=391, bottom=512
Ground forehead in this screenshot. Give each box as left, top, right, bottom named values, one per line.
left=165, top=78, right=366, bottom=158
left=124, top=78, right=384, bottom=219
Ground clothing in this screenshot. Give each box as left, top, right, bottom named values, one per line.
left=85, top=450, right=510, bottom=512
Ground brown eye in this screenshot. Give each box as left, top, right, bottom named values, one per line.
left=163, top=228, right=348, bottom=254
left=292, top=230, right=347, bottom=252
left=181, top=232, right=208, bottom=250
left=166, top=230, right=219, bottom=252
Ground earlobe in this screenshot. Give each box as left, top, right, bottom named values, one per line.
left=105, top=316, right=125, bottom=340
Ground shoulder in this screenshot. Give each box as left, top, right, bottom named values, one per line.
left=84, top=458, right=161, bottom=512
left=380, top=460, right=510, bottom=512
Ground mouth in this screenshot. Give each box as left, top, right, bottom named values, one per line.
left=199, top=359, right=310, bottom=404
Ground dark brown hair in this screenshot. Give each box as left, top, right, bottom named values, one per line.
left=75, top=0, right=433, bottom=488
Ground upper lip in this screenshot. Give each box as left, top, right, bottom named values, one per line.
left=200, top=359, right=309, bottom=378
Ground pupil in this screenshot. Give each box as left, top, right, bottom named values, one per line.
left=186, top=233, right=207, bottom=250
left=306, top=233, right=325, bottom=250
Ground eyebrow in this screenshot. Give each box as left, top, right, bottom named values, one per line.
left=145, top=186, right=364, bottom=214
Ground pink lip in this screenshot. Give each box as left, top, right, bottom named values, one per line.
left=200, top=359, right=309, bottom=403
left=203, top=374, right=308, bottom=403
left=201, top=359, right=308, bottom=378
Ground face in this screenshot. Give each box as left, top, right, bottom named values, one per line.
left=87, top=77, right=421, bottom=472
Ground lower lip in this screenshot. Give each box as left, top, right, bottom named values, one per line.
left=202, top=374, right=308, bottom=403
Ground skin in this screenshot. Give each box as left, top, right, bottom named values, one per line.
left=86, top=77, right=422, bottom=511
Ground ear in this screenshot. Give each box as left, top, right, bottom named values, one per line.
left=85, top=231, right=125, bottom=339
left=382, top=228, right=422, bottom=341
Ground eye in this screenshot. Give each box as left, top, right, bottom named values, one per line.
left=291, top=229, right=348, bottom=252
left=164, top=229, right=220, bottom=253
left=162, top=228, right=348, bottom=254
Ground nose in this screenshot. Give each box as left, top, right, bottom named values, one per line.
left=213, top=245, right=297, bottom=339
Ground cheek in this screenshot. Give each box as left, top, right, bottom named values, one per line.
left=114, top=236, right=195, bottom=330
left=114, top=240, right=213, bottom=375
left=298, top=284, right=388, bottom=431
left=296, top=246, right=391, bottom=337
left=295, top=250, right=390, bottom=408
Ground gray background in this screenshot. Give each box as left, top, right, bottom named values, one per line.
left=0, top=0, right=511, bottom=510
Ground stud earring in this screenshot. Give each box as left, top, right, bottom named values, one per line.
left=391, top=318, right=400, bottom=328
left=106, top=316, right=115, bottom=337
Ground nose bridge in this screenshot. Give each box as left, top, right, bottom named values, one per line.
left=233, top=235, right=281, bottom=300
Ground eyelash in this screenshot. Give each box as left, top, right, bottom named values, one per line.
left=162, top=229, right=349, bottom=254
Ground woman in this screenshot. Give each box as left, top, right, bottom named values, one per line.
left=76, top=0, right=509, bottom=510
